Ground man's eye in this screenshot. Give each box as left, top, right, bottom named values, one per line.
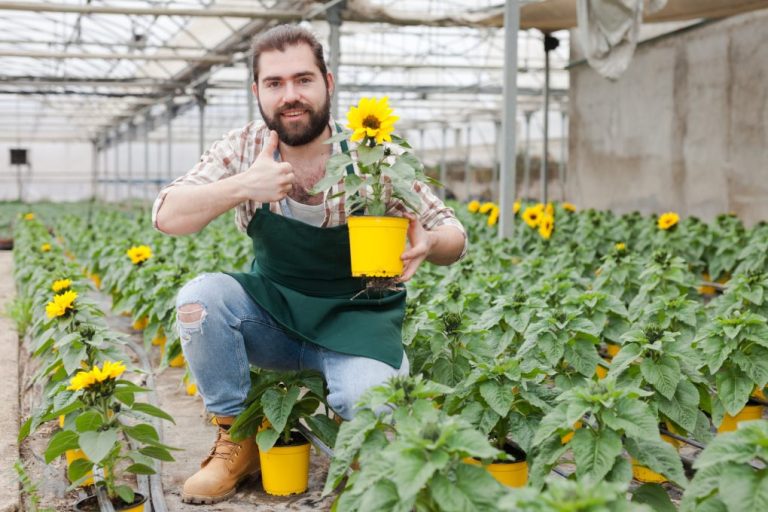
left=266, top=82, right=280, bottom=88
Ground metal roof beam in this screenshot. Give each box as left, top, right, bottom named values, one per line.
left=0, top=49, right=233, bottom=63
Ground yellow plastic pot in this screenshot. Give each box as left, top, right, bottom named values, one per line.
left=605, top=343, right=620, bottom=358
left=169, top=353, right=185, bottom=368
left=151, top=329, right=166, bottom=347
left=259, top=441, right=311, bottom=496
left=74, top=492, right=146, bottom=512
left=718, top=405, right=764, bottom=433
left=464, top=458, right=528, bottom=488
left=347, top=216, right=409, bottom=277
left=631, top=434, right=679, bottom=483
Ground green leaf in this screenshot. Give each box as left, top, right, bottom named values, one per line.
left=124, top=423, right=160, bottom=445
left=693, top=431, right=759, bottom=469
left=139, top=445, right=175, bottom=462
left=129, top=402, right=175, bottom=423
left=532, top=404, right=568, bottom=445
left=625, top=436, right=687, bottom=486
left=256, top=427, right=281, bottom=453
left=449, top=463, right=505, bottom=510
left=262, top=386, right=301, bottom=435
left=387, top=450, right=438, bottom=502
left=125, top=463, right=156, bottom=475
left=115, top=485, right=135, bottom=506
left=44, top=430, right=80, bottom=463
left=324, top=130, right=353, bottom=144
left=304, top=414, right=339, bottom=449
left=716, top=366, right=754, bottom=416
left=718, top=463, right=768, bottom=512
left=641, top=354, right=681, bottom=400
left=568, top=338, right=601, bottom=377
left=78, top=428, right=118, bottom=464
left=602, top=398, right=658, bottom=440
left=357, top=145, right=385, bottom=167
left=67, top=457, right=93, bottom=484
left=445, top=427, right=502, bottom=460
left=657, top=379, right=700, bottom=433
left=632, top=483, right=676, bottom=512
left=608, top=343, right=643, bottom=377
left=74, top=411, right=103, bottom=432
left=570, top=428, right=623, bottom=481
left=357, top=479, right=401, bottom=512
left=479, top=381, right=514, bottom=417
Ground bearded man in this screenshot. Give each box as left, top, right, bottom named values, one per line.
left=153, top=24, right=466, bottom=504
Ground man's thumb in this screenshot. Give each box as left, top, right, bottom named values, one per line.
left=259, top=130, right=279, bottom=157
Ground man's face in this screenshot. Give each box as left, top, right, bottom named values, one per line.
left=254, top=43, right=333, bottom=147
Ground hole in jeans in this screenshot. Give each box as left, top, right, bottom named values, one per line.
left=178, top=303, right=206, bottom=340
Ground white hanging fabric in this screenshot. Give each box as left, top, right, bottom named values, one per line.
left=576, top=0, right=668, bottom=79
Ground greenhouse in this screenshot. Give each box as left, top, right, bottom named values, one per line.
left=2, top=0, right=768, bottom=510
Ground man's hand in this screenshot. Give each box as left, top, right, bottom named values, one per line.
left=397, top=213, right=435, bottom=283
left=240, top=130, right=295, bottom=203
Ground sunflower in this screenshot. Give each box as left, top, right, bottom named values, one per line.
left=562, top=202, right=576, bottom=212
left=347, top=97, right=398, bottom=144
left=467, top=200, right=481, bottom=213
left=545, top=203, right=555, bottom=217
left=52, top=279, right=72, bottom=292
left=45, top=290, right=78, bottom=319
left=539, top=214, right=554, bottom=240
left=40, top=243, right=51, bottom=252
left=66, top=361, right=127, bottom=391
left=488, top=206, right=500, bottom=226
left=24, top=213, right=35, bottom=221
left=513, top=200, right=521, bottom=215
left=522, top=205, right=544, bottom=229
left=614, top=242, right=626, bottom=251
left=658, top=212, right=680, bottom=230
left=478, top=202, right=496, bottom=215
left=127, top=245, right=152, bottom=265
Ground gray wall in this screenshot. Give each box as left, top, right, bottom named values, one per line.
left=567, top=10, right=768, bottom=225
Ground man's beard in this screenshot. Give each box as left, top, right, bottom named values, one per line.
left=260, top=93, right=331, bottom=147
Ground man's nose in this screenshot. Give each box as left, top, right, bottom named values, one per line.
left=282, top=82, right=299, bottom=102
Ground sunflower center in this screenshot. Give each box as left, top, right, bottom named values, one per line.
left=362, top=115, right=381, bottom=130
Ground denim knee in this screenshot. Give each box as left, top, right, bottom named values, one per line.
left=176, top=273, right=235, bottom=341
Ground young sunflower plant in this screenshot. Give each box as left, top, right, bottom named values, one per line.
left=310, top=96, right=439, bottom=217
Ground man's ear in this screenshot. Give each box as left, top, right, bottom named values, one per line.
left=251, top=82, right=258, bottom=100
left=327, top=72, right=335, bottom=96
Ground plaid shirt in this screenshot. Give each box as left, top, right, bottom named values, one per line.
left=152, top=119, right=467, bottom=257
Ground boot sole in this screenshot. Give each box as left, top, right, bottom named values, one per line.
left=181, top=470, right=261, bottom=505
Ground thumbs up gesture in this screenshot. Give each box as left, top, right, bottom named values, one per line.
left=241, top=130, right=295, bottom=203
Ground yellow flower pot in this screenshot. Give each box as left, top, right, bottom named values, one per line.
left=347, top=216, right=409, bottom=277
left=169, top=353, right=186, bottom=368
left=259, top=441, right=311, bottom=496
left=718, top=405, right=764, bottom=433
left=605, top=343, right=620, bottom=358
left=464, top=457, right=527, bottom=487
left=631, top=434, right=679, bottom=483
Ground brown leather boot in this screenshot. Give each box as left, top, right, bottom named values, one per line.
left=181, top=416, right=261, bottom=504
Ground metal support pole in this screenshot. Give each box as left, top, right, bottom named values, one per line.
left=327, top=2, right=344, bottom=120
left=102, top=137, right=109, bottom=201
left=541, top=33, right=559, bottom=205
left=523, top=110, right=533, bottom=200
left=114, top=129, right=120, bottom=203
left=247, top=58, right=255, bottom=123
left=542, top=46, right=550, bottom=205
left=559, top=109, right=567, bottom=195
left=499, top=0, right=520, bottom=239
left=166, top=102, right=174, bottom=180
left=144, top=118, right=150, bottom=203
left=196, top=87, right=206, bottom=157
left=127, top=124, right=133, bottom=201
left=464, top=124, right=472, bottom=201
left=493, top=120, right=501, bottom=203
left=90, top=140, right=98, bottom=200
left=439, top=124, right=447, bottom=200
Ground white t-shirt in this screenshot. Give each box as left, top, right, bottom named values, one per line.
left=284, top=197, right=325, bottom=227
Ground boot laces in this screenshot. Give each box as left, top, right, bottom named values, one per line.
left=210, top=429, right=240, bottom=462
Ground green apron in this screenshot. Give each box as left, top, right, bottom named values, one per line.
left=226, top=142, right=406, bottom=369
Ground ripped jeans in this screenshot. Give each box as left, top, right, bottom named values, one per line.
left=175, top=272, right=409, bottom=419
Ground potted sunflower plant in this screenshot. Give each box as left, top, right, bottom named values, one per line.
left=309, top=96, right=439, bottom=279
left=43, top=360, right=177, bottom=511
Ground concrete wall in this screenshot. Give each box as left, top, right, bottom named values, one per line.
left=567, top=10, right=768, bottom=225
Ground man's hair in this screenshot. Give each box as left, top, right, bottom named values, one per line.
left=251, top=25, right=328, bottom=86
